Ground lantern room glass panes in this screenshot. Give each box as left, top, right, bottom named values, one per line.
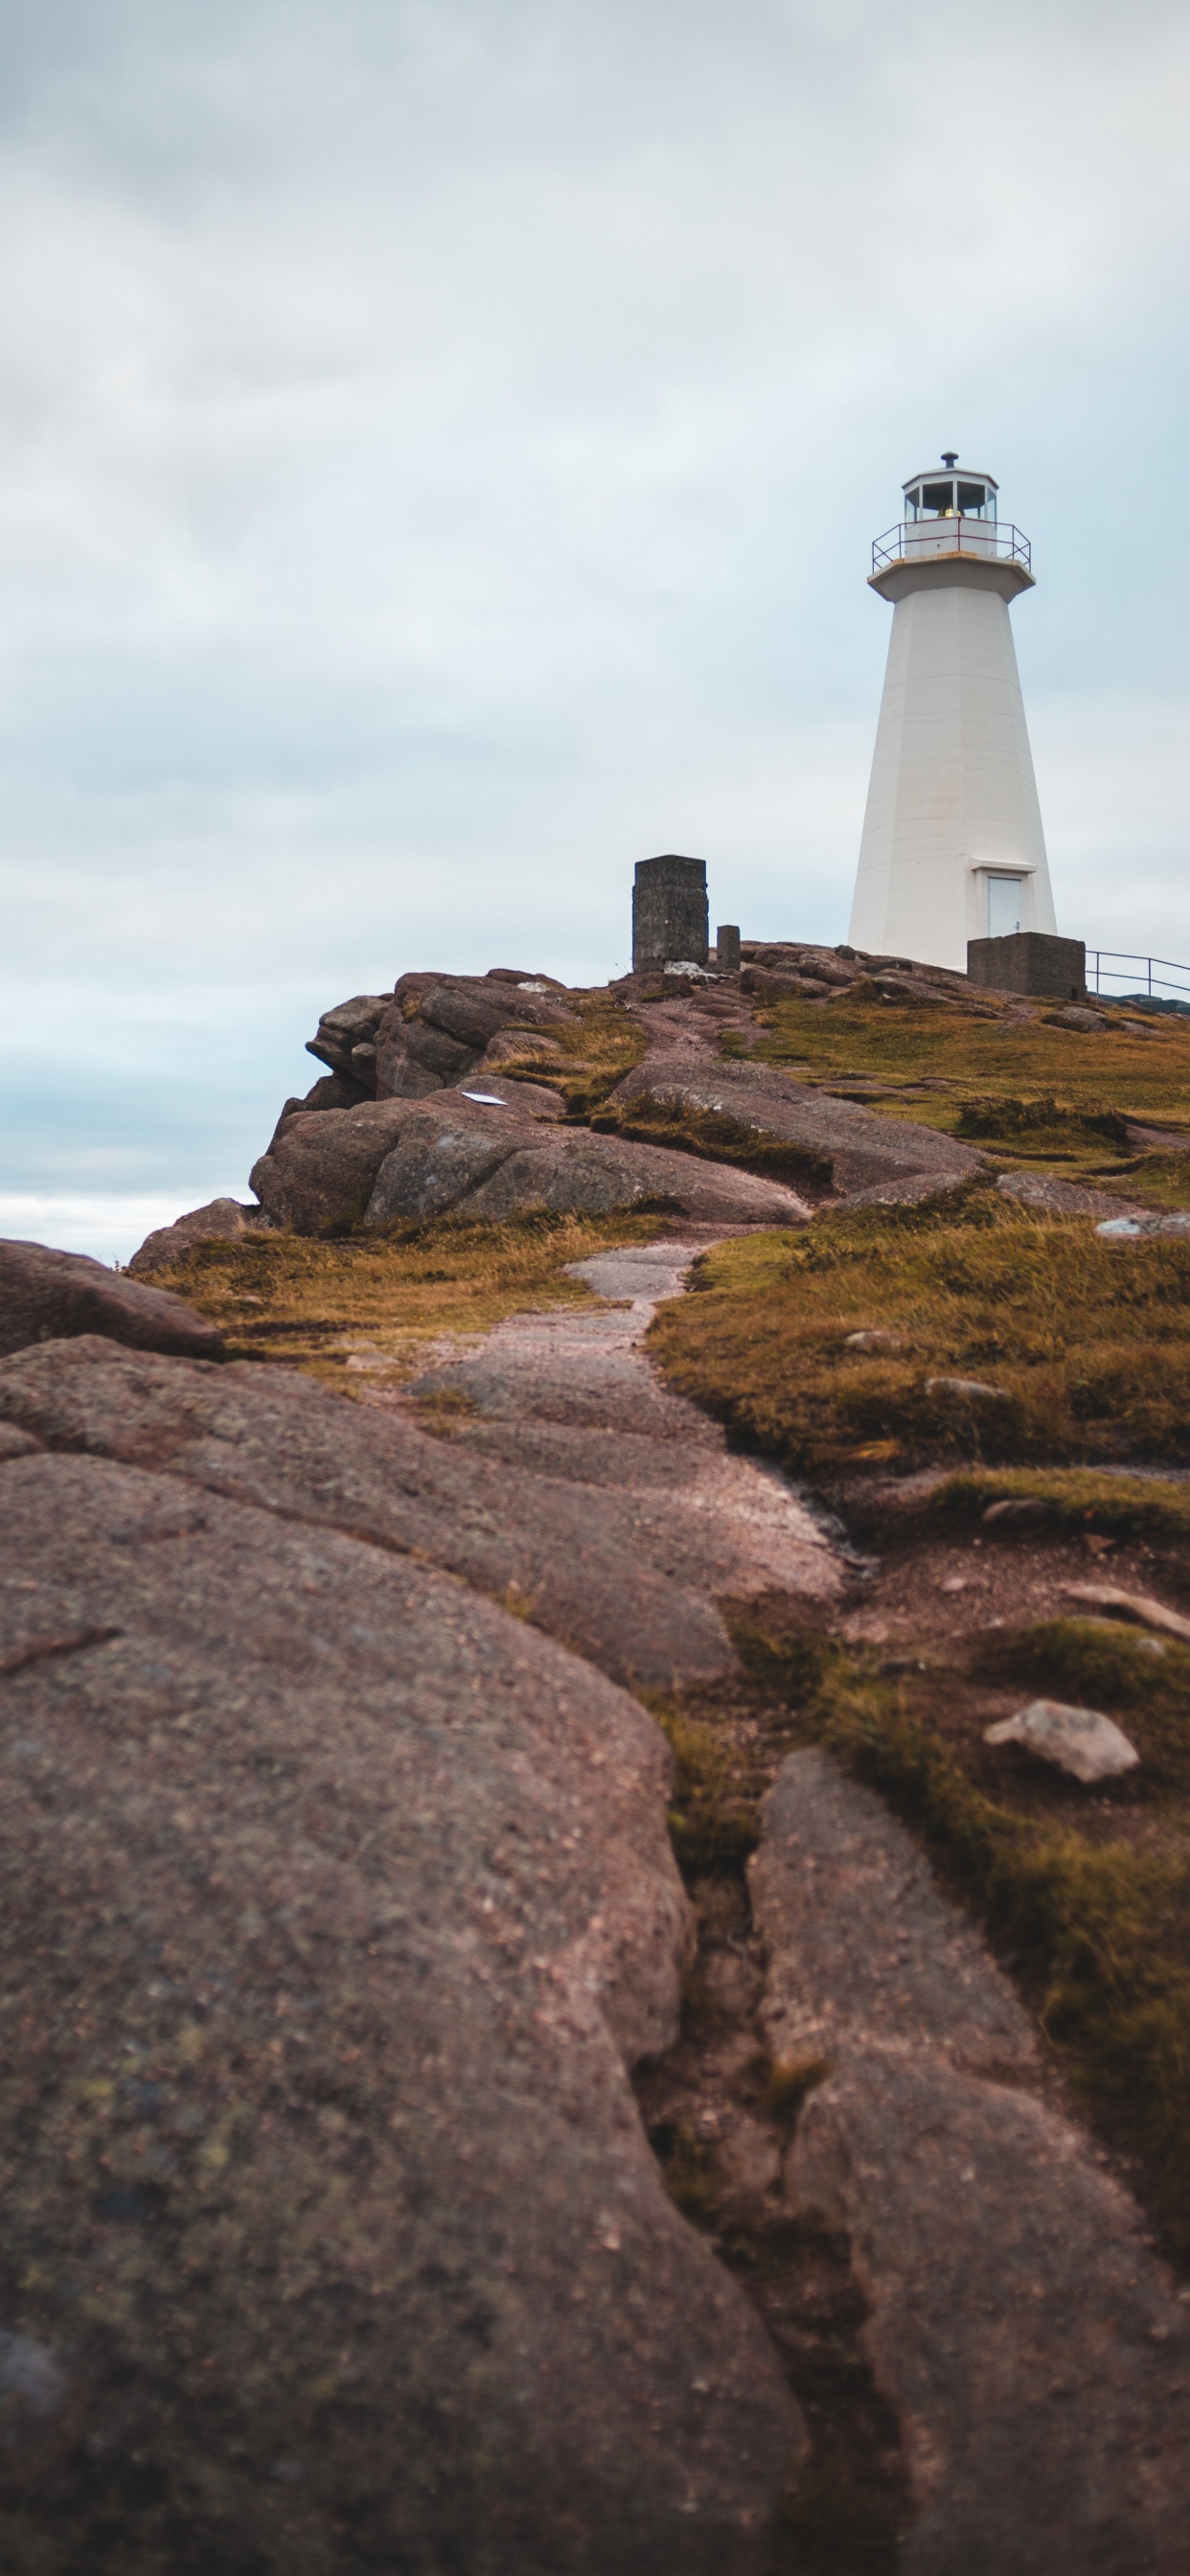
left=904, top=478, right=996, bottom=521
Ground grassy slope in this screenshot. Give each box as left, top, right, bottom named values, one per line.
left=649, top=1176, right=1190, bottom=1476
left=482, top=985, right=646, bottom=1116
left=747, top=991, right=1190, bottom=1184
left=149, top=1208, right=667, bottom=1391
left=650, top=988, right=1190, bottom=2259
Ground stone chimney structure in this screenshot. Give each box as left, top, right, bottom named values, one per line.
left=631, top=854, right=709, bottom=974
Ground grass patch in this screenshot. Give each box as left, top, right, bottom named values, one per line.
left=1096, top=1147, right=1190, bottom=1210
left=488, top=987, right=647, bottom=1118
left=747, top=994, right=1190, bottom=1138
left=954, top=1092, right=1132, bottom=1161
left=648, top=1699, right=768, bottom=1876
left=729, top=1610, right=1190, bottom=2259
left=589, top=1090, right=832, bottom=1192
left=145, top=1208, right=669, bottom=1391
left=648, top=1177, right=1190, bottom=1475
left=929, top=1466, right=1190, bottom=1550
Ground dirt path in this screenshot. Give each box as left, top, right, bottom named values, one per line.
left=393, top=1232, right=841, bottom=1618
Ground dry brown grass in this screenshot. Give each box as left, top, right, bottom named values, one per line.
left=149, top=1208, right=667, bottom=1392
left=648, top=1176, right=1190, bottom=1477
left=744, top=993, right=1190, bottom=1173
left=490, top=985, right=646, bottom=1117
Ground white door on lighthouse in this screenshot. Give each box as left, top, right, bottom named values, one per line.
left=987, top=874, right=1025, bottom=937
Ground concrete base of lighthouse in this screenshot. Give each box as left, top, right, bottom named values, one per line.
left=849, top=554, right=1057, bottom=973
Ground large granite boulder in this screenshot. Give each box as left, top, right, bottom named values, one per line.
left=127, top=1198, right=268, bottom=1278
left=374, top=979, right=579, bottom=1101
left=248, top=1090, right=812, bottom=1235
left=607, top=1056, right=982, bottom=1203
left=753, top=1752, right=1190, bottom=2574
left=367, top=1101, right=812, bottom=1229
left=0, top=1337, right=740, bottom=1690
left=304, top=991, right=394, bottom=1091
left=301, top=977, right=582, bottom=1107
left=0, top=1238, right=222, bottom=1361
left=0, top=1438, right=801, bottom=2572
left=248, top=1098, right=421, bottom=1231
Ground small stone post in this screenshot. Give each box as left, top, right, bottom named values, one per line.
left=631, top=855, right=709, bottom=974
left=716, top=924, right=741, bottom=972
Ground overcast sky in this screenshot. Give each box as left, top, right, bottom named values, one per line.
left=3, top=0, right=1189, bottom=1259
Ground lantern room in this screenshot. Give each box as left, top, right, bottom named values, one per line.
left=903, top=458, right=997, bottom=521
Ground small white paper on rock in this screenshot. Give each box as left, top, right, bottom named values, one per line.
left=985, top=1699, right=1139, bottom=1785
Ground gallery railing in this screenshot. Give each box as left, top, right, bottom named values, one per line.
left=871, top=520, right=1033, bottom=576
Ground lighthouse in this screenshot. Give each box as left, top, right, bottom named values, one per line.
left=848, top=458, right=1058, bottom=971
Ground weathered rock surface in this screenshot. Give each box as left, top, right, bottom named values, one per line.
left=985, top=1699, right=1140, bottom=1782
left=439, top=1125, right=810, bottom=1228
left=248, top=1097, right=420, bottom=1230
left=996, top=1170, right=1148, bottom=1220
left=0, top=1334, right=751, bottom=1690
left=790, top=2056, right=1189, bottom=2576
left=607, top=1050, right=981, bottom=1203
left=304, top=991, right=393, bottom=1079
left=0, top=1445, right=801, bottom=2572
left=1063, top=1582, right=1190, bottom=1644
left=1047, top=1004, right=1109, bottom=1033
left=249, top=1089, right=812, bottom=1236
left=300, top=978, right=581, bottom=1109
left=127, top=1197, right=268, bottom=1277
left=924, top=1374, right=1010, bottom=1402
left=0, top=1237, right=222, bottom=1362
left=754, top=1751, right=1190, bottom=2572
left=751, top=1751, right=1036, bottom=2078
left=372, top=978, right=579, bottom=1101
left=1096, top=1210, right=1190, bottom=1240
left=981, top=1495, right=1056, bottom=1530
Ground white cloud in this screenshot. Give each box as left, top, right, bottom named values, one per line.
left=2, top=0, right=1189, bottom=1251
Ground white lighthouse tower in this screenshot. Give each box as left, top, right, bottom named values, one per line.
left=848, top=458, right=1057, bottom=970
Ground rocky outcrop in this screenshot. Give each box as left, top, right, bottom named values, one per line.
left=995, top=1170, right=1148, bottom=1219
left=607, top=1053, right=981, bottom=1204
left=126, top=1197, right=269, bottom=1276
left=0, top=1438, right=800, bottom=2572
left=753, top=1751, right=1190, bottom=2573
left=182, top=950, right=1003, bottom=1258
left=248, top=1097, right=421, bottom=1231
left=739, top=941, right=982, bottom=1013
left=303, top=974, right=580, bottom=1106
left=249, top=1088, right=813, bottom=1235
left=0, top=1334, right=748, bottom=1689
left=0, top=1238, right=222, bottom=1361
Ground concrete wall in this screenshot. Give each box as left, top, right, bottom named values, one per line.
left=849, top=573, right=1057, bottom=971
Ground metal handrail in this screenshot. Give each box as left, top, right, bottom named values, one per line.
left=1087, top=951, right=1190, bottom=1006
left=871, top=520, right=1032, bottom=576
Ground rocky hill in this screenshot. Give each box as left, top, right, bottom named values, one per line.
left=2, top=946, right=1189, bottom=2573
